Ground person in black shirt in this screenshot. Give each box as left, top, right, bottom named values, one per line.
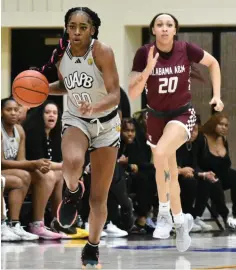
left=23, top=101, right=64, bottom=237
left=197, top=112, right=236, bottom=229
left=177, top=115, right=216, bottom=232
left=119, top=117, right=157, bottom=234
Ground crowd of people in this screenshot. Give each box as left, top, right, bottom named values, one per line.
left=1, top=97, right=236, bottom=242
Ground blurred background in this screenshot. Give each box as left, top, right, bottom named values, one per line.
left=1, top=0, right=236, bottom=166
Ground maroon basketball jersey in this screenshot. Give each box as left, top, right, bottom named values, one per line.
left=132, top=41, right=204, bottom=111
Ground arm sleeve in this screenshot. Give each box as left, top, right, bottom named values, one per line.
left=186, top=42, right=204, bottom=63
left=131, top=46, right=147, bottom=72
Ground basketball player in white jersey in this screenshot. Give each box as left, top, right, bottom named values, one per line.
left=43, top=7, right=120, bottom=267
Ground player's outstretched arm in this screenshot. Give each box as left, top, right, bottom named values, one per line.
left=199, top=51, right=224, bottom=112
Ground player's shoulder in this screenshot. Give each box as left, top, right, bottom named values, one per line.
left=137, top=42, right=154, bottom=53
left=93, top=40, right=114, bottom=56
left=174, top=40, right=188, bottom=51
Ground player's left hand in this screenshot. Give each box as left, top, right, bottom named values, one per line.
left=209, top=96, right=224, bottom=112
left=78, top=101, right=93, bottom=116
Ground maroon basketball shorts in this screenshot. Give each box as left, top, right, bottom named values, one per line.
left=146, top=106, right=196, bottom=147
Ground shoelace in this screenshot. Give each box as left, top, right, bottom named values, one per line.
left=90, top=118, right=104, bottom=136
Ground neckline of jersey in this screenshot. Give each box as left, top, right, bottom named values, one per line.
left=153, top=40, right=175, bottom=60
left=68, top=39, right=94, bottom=58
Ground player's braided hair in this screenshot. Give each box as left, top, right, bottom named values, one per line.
left=149, top=13, right=179, bottom=40
left=32, top=7, right=101, bottom=76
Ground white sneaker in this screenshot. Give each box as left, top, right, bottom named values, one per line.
left=175, top=214, right=193, bottom=252
left=11, top=222, right=39, bottom=241
left=191, top=222, right=201, bottom=232
left=1, top=222, right=21, bottom=241
left=153, top=214, right=173, bottom=239
left=227, top=217, right=236, bottom=229
left=103, top=222, right=128, bottom=237
left=195, top=216, right=213, bottom=231
left=84, top=222, right=107, bottom=238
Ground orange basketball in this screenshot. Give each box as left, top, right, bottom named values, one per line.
left=12, top=70, right=49, bottom=108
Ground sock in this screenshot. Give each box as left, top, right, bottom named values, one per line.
left=88, top=239, right=99, bottom=247
left=173, top=212, right=184, bottom=225
left=159, top=201, right=170, bottom=215
left=10, top=220, right=20, bottom=227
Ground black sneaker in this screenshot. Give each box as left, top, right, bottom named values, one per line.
left=57, top=181, right=85, bottom=228
left=129, top=224, right=147, bottom=235
left=81, top=243, right=101, bottom=269
left=120, top=198, right=135, bottom=231
left=51, top=218, right=77, bottom=234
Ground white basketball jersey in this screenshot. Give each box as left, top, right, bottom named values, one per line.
left=1, top=123, right=20, bottom=160
left=59, top=39, right=116, bottom=118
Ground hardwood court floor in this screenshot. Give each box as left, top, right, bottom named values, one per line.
left=1, top=232, right=236, bottom=269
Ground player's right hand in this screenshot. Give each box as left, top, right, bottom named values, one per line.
left=146, top=46, right=159, bottom=74
left=78, top=101, right=93, bottom=116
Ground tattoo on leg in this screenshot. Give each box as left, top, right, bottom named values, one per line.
left=166, top=193, right=170, bottom=201
left=164, top=170, right=170, bottom=182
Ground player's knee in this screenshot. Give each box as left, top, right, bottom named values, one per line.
left=63, top=153, right=85, bottom=171
left=153, top=146, right=168, bottom=164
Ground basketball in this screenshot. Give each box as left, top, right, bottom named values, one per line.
left=12, top=70, right=49, bottom=108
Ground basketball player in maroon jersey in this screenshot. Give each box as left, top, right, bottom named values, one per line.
left=129, top=13, right=224, bottom=252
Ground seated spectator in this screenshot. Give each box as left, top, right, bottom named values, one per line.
left=23, top=100, right=88, bottom=239
left=1, top=173, right=24, bottom=241
left=197, top=112, right=236, bottom=229
left=177, top=115, right=214, bottom=232
left=1, top=97, right=61, bottom=239
left=119, top=118, right=157, bottom=234
left=80, top=152, right=132, bottom=237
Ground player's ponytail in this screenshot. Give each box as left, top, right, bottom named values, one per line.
left=30, top=30, right=69, bottom=76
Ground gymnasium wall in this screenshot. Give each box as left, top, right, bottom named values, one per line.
left=2, top=0, right=236, bottom=113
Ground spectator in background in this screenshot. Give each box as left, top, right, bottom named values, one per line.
left=176, top=115, right=214, bottom=232
left=80, top=151, right=133, bottom=237
left=197, top=112, right=236, bottom=229
left=1, top=97, right=61, bottom=239
left=23, top=101, right=89, bottom=239
left=119, top=118, right=157, bottom=234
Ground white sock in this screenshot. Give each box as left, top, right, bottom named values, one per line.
left=159, top=201, right=170, bottom=215
left=173, top=212, right=184, bottom=225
